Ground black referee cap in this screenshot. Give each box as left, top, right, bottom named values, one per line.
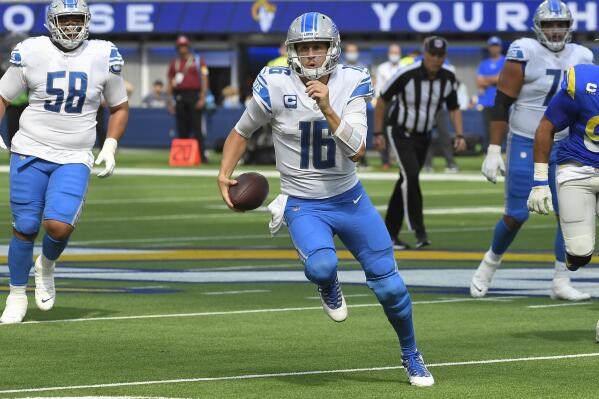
left=424, top=36, right=447, bottom=55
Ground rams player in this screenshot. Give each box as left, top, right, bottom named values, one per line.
left=218, top=12, right=434, bottom=386
left=471, top=0, right=592, bottom=301
left=0, top=0, right=129, bottom=323
left=528, top=63, right=599, bottom=340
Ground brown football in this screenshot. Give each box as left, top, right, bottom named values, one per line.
left=228, top=172, right=269, bottom=211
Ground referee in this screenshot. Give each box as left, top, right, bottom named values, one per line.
left=374, top=36, right=466, bottom=249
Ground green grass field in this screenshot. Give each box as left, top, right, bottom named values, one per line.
left=0, top=150, right=598, bottom=398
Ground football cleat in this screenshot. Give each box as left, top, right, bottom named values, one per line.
left=1, top=289, right=28, bottom=324
left=318, top=276, right=347, bottom=322
left=34, top=255, right=56, bottom=311
left=470, top=250, right=501, bottom=298
left=393, top=238, right=410, bottom=250
left=550, top=278, right=591, bottom=301
left=402, top=351, right=434, bottom=387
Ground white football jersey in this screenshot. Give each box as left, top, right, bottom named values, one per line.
left=506, top=38, right=593, bottom=141
left=251, top=64, right=372, bottom=199
left=0, top=36, right=127, bottom=168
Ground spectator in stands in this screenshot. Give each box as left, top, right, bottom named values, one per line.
left=167, top=35, right=209, bottom=163
left=476, top=36, right=505, bottom=151
left=267, top=43, right=288, bottom=67
left=374, top=44, right=403, bottom=170
left=222, top=86, right=242, bottom=109
left=142, top=80, right=168, bottom=109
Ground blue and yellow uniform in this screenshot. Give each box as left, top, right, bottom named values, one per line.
left=546, top=64, right=599, bottom=167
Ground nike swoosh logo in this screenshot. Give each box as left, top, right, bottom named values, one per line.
left=353, top=194, right=363, bottom=205
left=41, top=297, right=53, bottom=303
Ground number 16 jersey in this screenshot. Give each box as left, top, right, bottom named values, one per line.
left=0, top=36, right=127, bottom=168
left=250, top=65, right=373, bottom=199
left=505, top=38, right=592, bottom=141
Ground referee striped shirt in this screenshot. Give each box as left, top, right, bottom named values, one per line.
left=380, top=61, right=459, bottom=135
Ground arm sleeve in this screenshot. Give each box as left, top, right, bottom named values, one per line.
left=104, top=72, right=128, bottom=107
left=108, top=43, right=124, bottom=75
left=444, top=79, right=459, bottom=111
left=234, top=97, right=271, bottom=138
left=0, top=66, right=27, bottom=102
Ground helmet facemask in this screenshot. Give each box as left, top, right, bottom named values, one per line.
left=285, top=12, right=341, bottom=80
left=533, top=1, right=573, bottom=52
left=46, top=4, right=90, bottom=51
left=287, top=41, right=340, bottom=80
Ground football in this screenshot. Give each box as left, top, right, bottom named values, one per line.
left=228, top=172, right=269, bottom=211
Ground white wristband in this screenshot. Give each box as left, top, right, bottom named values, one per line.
left=534, top=162, right=549, bottom=181
left=487, top=144, right=501, bottom=155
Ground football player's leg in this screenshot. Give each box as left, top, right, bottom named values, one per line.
left=471, top=135, right=530, bottom=298
left=558, top=178, right=596, bottom=271
left=285, top=201, right=345, bottom=321
left=2, top=156, right=47, bottom=323
left=37, top=163, right=90, bottom=311
left=338, top=191, right=433, bottom=386
left=549, top=158, right=590, bottom=300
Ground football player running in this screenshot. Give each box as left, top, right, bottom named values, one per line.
left=471, top=0, right=592, bottom=301
left=527, top=63, right=599, bottom=339
left=218, top=12, right=434, bottom=387
left=0, top=0, right=129, bottom=323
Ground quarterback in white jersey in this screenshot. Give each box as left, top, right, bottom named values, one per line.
left=218, top=12, right=434, bottom=387
left=471, top=0, right=592, bottom=301
left=0, top=0, right=129, bottom=324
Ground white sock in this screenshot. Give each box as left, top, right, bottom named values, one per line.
left=553, top=261, right=570, bottom=280
left=9, top=285, right=26, bottom=296
left=486, top=248, right=502, bottom=264
left=40, top=254, right=55, bottom=269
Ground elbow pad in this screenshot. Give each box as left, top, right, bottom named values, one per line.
left=490, top=90, right=516, bottom=122
left=333, top=120, right=364, bottom=156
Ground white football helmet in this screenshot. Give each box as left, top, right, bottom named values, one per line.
left=533, top=0, right=573, bottom=52
left=46, top=0, right=91, bottom=50
left=286, top=12, right=341, bottom=80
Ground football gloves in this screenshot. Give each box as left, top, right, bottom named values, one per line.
left=481, top=144, right=505, bottom=183
left=95, top=137, right=118, bottom=178
left=527, top=163, right=553, bottom=215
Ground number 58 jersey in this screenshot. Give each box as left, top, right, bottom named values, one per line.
left=0, top=36, right=128, bottom=168
left=250, top=65, right=372, bottom=199
left=506, top=38, right=593, bottom=141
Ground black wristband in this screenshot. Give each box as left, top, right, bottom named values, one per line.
left=374, top=131, right=384, bottom=137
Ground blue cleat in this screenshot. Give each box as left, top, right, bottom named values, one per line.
left=317, top=276, right=347, bottom=322
left=401, top=351, right=435, bottom=387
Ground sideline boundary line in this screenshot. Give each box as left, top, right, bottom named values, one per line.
left=1, top=352, right=597, bottom=394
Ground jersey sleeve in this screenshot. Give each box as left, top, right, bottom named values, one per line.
left=0, top=66, right=27, bottom=102
left=104, top=72, right=128, bottom=108
left=108, top=42, right=124, bottom=75
left=544, top=89, right=578, bottom=131
left=348, top=69, right=374, bottom=104
left=252, top=67, right=272, bottom=114
left=505, top=39, right=529, bottom=63
left=234, top=97, right=271, bottom=138
left=9, top=42, right=24, bottom=67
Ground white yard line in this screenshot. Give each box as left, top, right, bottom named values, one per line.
left=0, top=166, right=499, bottom=182
left=0, top=297, right=518, bottom=327
left=1, top=352, right=596, bottom=394
left=527, top=302, right=594, bottom=309
left=202, top=289, right=271, bottom=296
